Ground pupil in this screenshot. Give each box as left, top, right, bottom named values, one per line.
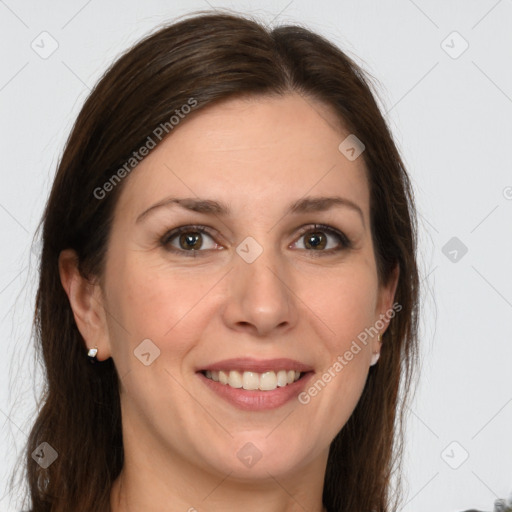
left=181, top=232, right=201, bottom=250
left=307, top=232, right=325, bottom=249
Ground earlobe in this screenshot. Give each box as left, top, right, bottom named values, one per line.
left=370, top=332, right=383, bottom=366
left=58, top=249, right=111, bottom=360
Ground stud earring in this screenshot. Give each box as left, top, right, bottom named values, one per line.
left=87, top=346, right=98, bottom=364
left=370, top=333, right=383, bottom=367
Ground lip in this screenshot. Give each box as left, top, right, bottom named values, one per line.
left=197, top=357, right=314, bottom=373
left=197, top=369, right=315, bottom=411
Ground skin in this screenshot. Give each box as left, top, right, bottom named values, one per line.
left=59, top=92, right=399, bottom=512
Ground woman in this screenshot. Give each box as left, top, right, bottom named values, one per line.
left=16, top=11, right=421, bottom=512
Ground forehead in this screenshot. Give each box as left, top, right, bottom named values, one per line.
left=115, top=93, right=370, bottom=221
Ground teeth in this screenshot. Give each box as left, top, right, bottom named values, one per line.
left=228, top=370, right=242, bottom=388
left=204, top=370, right=302, bottom=391
left=218, top=370, right=228, bottom=385
left=259, top=371, right=277, bottom=391
left=242, top=371, right=259, bottom=390
left=276, top=370, right=288, bottom=387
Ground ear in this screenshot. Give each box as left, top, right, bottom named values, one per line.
left=58, top=248, right=111, bottom=361
left=377, top=263, right=400, bottom=320
left=372, top=263, right=400, bottom=352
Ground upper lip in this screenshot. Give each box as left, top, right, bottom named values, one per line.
left=198, top=358, right=314, bottom=373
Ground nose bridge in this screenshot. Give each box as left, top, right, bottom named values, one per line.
left=224, top=235, right=297, bottom=336
left=239, top=241, right=285, bottom=297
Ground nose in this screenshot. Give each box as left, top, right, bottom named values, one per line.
left=221, top=244, right=299, bottom=338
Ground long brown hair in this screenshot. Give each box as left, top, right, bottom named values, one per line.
left=11, top=11, right=419, bottom=512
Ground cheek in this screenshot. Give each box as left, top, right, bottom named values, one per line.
left=107, top=260, right=217, bottom=360
left=299, top=272, right=378, bottom=427
left=299, top=266, right=379, bottom=349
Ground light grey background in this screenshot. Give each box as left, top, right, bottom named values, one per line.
left=1, top=1, right=511, bottom=511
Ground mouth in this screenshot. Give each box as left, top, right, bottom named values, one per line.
left=200, top=368, right=306, bottom=391
left=196, top=358, right=314, bottom=411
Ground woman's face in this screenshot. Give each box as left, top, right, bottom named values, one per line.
left=84, top=93, right=398, bottom=482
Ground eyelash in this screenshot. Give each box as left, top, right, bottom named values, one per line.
left=159, top=223, right=352, bottom=258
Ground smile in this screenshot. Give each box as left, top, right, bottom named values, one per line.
left=202, top=369, right=302, bottom=391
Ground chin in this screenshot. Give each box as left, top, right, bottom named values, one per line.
left=201, top=433, right=317, bottom=481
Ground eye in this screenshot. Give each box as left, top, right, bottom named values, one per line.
left=160, top=225, right=221, bottom=257
left=159, top=223, right=351, bottom=258
left=292, top=224, right=352, bottom=255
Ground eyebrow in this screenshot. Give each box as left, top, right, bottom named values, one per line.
left=136, top=195, right=365, bottom=226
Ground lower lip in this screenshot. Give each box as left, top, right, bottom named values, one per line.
left=197, top=372, right=314, bottom=411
